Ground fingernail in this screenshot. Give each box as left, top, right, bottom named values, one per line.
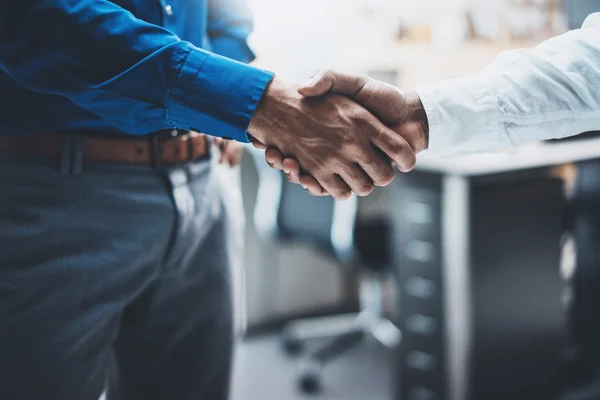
left=304, top=77, right=315, bottom=87
left=284, top=169, right=290, bottom=175
left=267, top=160, right=273, bottom=165
left=302, top=185, right=308, bottom=190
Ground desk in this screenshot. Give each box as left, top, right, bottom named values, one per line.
left=391, top=137, right=600, bottom=400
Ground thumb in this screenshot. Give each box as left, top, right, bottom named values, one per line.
left=298, top=69, right=370, bottom=98
left=247, top=134, right=267, bottom=150
left=297, top=69, right=334, bottom=97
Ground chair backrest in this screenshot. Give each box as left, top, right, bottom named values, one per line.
left=252, top=150, right=358, bottom=264
left=353, top=215, right=393, bottom=272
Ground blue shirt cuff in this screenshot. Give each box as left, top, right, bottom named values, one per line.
left=168, top=45, right=274, bottom=142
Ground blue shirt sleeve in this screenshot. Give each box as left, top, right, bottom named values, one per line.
left=0, top=0, right=273, bottom=142
left=207, top=0, right=257, bottom=63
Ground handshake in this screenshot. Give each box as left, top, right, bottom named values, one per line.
left=247, top=70, right=429, bottom=200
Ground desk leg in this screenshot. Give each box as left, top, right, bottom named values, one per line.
left=442, top=176, right=472, bottom=400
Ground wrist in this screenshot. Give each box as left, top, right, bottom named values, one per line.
left=247, top=81, right=272, bottom=139
left=248, top=77, right=295, bottom=143
left=404, top=90, right=429, bottom=151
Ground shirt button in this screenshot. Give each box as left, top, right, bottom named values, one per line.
left=165, top=4, right=173, bottom=16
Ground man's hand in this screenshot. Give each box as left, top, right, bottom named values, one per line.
left=260, top=70, right=429, bottom=196
left=214, top=138, right=244, bottom=167
left=248, top=77, right=417, bottom=200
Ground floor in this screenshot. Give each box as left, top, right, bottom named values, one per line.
left=231, top=334, right=394, bottom=400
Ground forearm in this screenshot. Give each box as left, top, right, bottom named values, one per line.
left=415, top=13, right=600, bottom=157
left=0, top=0, right=273, bottom=141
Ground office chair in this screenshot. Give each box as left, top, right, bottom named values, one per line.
left=252, top=151, right=401, bottom=394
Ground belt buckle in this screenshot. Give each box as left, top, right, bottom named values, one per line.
left=151, top=129, right=192, bottom=167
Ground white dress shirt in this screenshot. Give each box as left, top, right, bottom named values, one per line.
left=415, top=13, right=600, bottom=158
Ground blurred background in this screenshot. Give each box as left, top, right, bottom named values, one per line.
left=228, top=1, right=600, bottom=399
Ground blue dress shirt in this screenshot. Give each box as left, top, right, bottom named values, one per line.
left=0, top=0, right=274, bottom=142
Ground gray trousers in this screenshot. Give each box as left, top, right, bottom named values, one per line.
left=0, top=146, right=234, bottom=400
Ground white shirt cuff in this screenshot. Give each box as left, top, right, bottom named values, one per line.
left=415, top=72, right=514, bottom=158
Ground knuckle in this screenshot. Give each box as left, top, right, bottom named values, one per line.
left=358, top=150, right=375, bottom=166
left=387, top=137, right=405, bottom=154
left=350, top=107, right=369, bottom=123
left=354, top=181, right=375, bottom=196
left=335, top=190, right=352, bottom=201
left=338, top=136, right=359, bottom=154
left=304, top=158, right=321, bottom=174
left=354, top=77, right=373, bottom=97
left=327, top=183, right=351, bottom=201
left=340, top=132, right=356, bottom=145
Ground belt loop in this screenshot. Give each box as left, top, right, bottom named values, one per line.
left=60, top=136, right=73, bottom=175
left=72, top=136, right=84, bottom=175
left=149, top=134, right=162, bottom=168
left=187, top=134, right=195, bottom=162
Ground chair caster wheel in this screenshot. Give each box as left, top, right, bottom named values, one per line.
left=298, top=372, right=321, bottom=394
left=281, top=336, right=304, bottom=355
left=298, top=359, right=322, bottom=394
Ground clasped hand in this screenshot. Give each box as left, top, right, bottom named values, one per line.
left=247, top=70, right=429, bottom=200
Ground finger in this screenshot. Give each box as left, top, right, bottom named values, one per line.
left=298, top=69, right=369, bottom=99
left=299, top=71, right=408, bottom=129
left=338, top=164, right=374, bottom=197
left=226, top=152, right=236, bottom=167
left=358, top=109, right=417, bottom=174
left=370, top=127, right=417, bottom=173
left=248, top=134, right=268, bottom=150
left=227, top=146, right=244, bottom=167
left=353, top=145, right=395, bottom=187
left=349, top=113, right=402, bottom=185
left=231, top=148, right=244, bottom=167
left=299, top=174, right=329, bottom=196
left=282, top=158, right=302, bottom=183
left=265, top=147, right=285, bottom=170
left=252, top=141, right=267, bottom=150
left=219, top=144, right=228, bottom=164
left=297, top=69, right=335, bottom=97
left=397, top=120, right=428, bottom=154
left=317, top=174, right=352, bottom=201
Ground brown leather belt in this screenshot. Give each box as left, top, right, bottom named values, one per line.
left=0, top=130, right=209, bottom=166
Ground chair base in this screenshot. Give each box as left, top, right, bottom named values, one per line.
left=281, top=275, right=401, bottom=395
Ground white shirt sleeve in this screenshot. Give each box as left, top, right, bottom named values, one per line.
left=415, top=13, right=600, bottom=158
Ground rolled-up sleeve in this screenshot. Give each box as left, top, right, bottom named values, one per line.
left=0, top=0, right=273, bottom=142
